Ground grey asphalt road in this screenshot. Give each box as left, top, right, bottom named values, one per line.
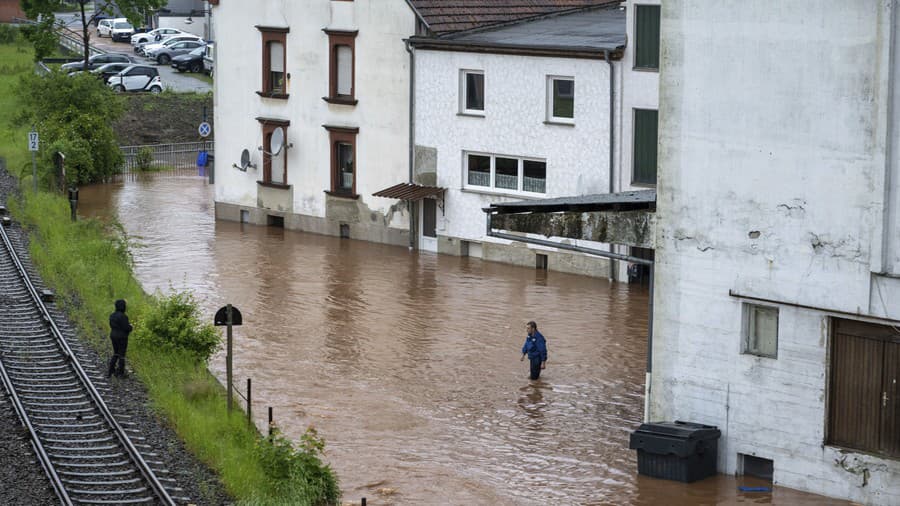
left=55, top=12, right=212, bottom=94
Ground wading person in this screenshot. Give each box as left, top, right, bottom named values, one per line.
left=520, top=321, right=547, bottom=380
left=107, top=299, right=133, bottom=378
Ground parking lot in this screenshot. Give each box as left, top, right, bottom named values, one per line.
left=58, top=13, right=212, bottom=94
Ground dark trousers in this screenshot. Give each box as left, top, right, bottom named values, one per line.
left=529, top=357, right=542, bottom=380
left=108, top=337, right=128, bottom=377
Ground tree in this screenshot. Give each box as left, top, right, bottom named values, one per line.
left=21, top=0, right=167, bottom=69
left=13, top=69, right=125, bottom=185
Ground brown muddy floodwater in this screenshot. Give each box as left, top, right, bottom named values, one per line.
left=79, top=174, right=849, bottom=505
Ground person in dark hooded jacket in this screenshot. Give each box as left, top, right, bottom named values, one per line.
left=108, top=299, right=133, bottom=378
left=520, top=320, right=548, bottom=380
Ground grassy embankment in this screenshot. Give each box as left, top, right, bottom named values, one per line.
left=0, top=39, right=338, bottom=505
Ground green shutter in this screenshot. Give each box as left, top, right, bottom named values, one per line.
left=635, top=5, right=660, bottom=69
left=633, top=109, right=658, bottom=185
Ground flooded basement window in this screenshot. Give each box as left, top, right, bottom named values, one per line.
left=240, top=210, right=249, bottom=223
left=740, top=454, right=774, bottom=482
left=267, top=215, right=284, bottom=228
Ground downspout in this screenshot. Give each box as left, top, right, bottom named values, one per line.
left=405, top=39, right=417, bottom=250
left=605, top=50, right=617, bottom=281
left=882, top=0, right=898, bottom=274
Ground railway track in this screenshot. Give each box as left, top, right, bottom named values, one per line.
left=0, top=210, right=179, bottom=505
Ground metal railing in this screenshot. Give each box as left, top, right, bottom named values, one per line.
left=13, top=17, right=104, bottom=59
left=117, top=142, right=214, bottom=178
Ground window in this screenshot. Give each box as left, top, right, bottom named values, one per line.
left=258, top=118, right=290, bottom=185
left=324, top=126, right=359, bottom=197
left=828, top=319, right=900, bottom=458
left=460, top=70, right=484, bottom=114
left=464, top=152, right=546, bottom=194
left=742, top=304, right=778, bottom=358
left=634, top=5, right=661, bottom=70
left=257, top=26, right=289, bottom=98
left=633, top=108, right=658, bottom=185
left=325, top=30, right=357, bottom=105
left=547, top=76, right=574, bottom=123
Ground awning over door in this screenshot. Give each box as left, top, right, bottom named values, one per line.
left=373, top=182, right=445, bottom=200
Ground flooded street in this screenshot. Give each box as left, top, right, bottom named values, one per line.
left=78, top=174, right=849, bottom=505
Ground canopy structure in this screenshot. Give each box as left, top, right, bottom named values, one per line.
left=373, top=183, right=446, bottom=213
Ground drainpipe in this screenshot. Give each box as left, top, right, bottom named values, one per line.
left=882, top=0, right=898, bottom=274
left=405, top=39, right=417, bottom=250
left=605, top=50, right=617, bottom=281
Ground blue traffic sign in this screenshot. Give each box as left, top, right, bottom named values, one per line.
left=198, top=121, right=212, bottom=138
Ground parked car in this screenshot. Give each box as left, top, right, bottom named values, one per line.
left=110, top=20, right=135, bottom=42
left=96, top=18, right=115, bottom=37
left=91, top=62, right=133, bottom=82
left=107, top=65, right=162, bottom=93
left=60, top=52, right=133, bottom=71
left=203, top=42, right=214, bottom=76
left=131, top=27, right=185, bottom=48
left=138, top=34, right=203, bottom=57
left=171, top=46, right=205, bottom=73
left=148, top=39, right=204, bottom=65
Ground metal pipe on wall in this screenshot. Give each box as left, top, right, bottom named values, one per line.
left=605, top=50, right=618, bottom=282
left=405, top=39, right=417, bottom=250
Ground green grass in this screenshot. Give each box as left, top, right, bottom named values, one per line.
left=185, top=71, right=213, bottom=85
left=1, top=42, right=339, bottom=505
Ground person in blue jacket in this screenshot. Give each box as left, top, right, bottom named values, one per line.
left=520, top=320, right=547, bottom=380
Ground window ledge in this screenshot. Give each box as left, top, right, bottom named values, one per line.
left=257, top=181, right=291, bottom=189
left=460, top=187, right=545, bottom=199
left=632, top=66, right=660, bottom=73
left=457, top=112, right=485, bottom=118
left=629, top=181, right=657, bottom=188
left=323, top=96, right=358, bottom=106
left=256, top=91, right=290, bottom=100
left=543, top=120, right=575, bottom=127
left=324, top=190, right=359, bottom=200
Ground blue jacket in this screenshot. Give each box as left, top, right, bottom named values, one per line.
left=522, top=331, right=547, bottom=362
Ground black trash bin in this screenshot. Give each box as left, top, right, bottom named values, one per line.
left=629, top=420, right=720, bottom=483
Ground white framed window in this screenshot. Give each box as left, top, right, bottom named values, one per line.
left=742, top=303, right=778, bottom=358
left=464, top=152, right=546, bottom=194
left=547, top=75, right=574, bottom=123
left=460, top=70, right=484, bottom=115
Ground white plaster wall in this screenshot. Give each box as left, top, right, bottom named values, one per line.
left=415, top=49, right=614, bottom=243
left=213, top=0, right=414, bottom=228
left=654, top=1, right=899, bottom=504
left=619, top=0, right=660, bottom=193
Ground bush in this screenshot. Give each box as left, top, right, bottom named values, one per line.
left=135, top=146, right=153, bottom=171
left=255, top=426, right=340, bottom=505
left=0, top=24, right=19, bottom=44
left=135, top=290, right=221, bottom=362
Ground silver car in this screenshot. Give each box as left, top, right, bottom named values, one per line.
left=146, top=39, right=205, bottom=66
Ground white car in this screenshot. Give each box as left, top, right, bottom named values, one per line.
left=131, top=28, right=185, bottom=48
left=139, top=34, right=203, bottom=57
left=110, top=20, right=135, bottom=42
left=107, top=65, right=163, bottom=93
left=96, top=18, right=115, bottom=37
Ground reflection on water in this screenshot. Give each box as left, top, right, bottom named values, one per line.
left=78, top=175, right=849, bottom=505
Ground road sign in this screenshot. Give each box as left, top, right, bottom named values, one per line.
left=28, top=131, right=39, bottom=152
left=214, top=305, right=242, bottom=326
left=198, top=121, right=212, bottom=138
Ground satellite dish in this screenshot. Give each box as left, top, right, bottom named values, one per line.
left=240, top=149, right=251, bottom=169
left=270, top=127, right=285, bottom=156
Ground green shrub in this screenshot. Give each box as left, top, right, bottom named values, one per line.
left=135, top=146, right=153, bottom=171
left=135, top=290, right=221, bottom=362
left=0, top=25, right=19, bottom=44
left=254, top=427, right=340, bottom=505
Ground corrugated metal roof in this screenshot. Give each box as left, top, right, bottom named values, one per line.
left=408, top=0, right=621, bottom=35
left=373, top=183, right=446, bottom=200
left=487, top=189, right=656, bottom=214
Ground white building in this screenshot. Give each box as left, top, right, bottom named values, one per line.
left=652, top=1, right=900, bottom=504
left=612, top=0, right=659, bottom=280
left=209, top=0, right=619, bottom=248
left=409, top=7, right=626, bottom=276
left=210, top=0, right=418, bottom=245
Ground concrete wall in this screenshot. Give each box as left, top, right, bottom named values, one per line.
left=654, top=1, right=900, bottom=504
left=212, top=0, right=414, bottom=245
left=414, top=48, right=616, bottom=275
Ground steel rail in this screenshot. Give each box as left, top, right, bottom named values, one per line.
left=0, top=221, right=175, bottom=506
left=0, top=358, right=73, bottom=505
